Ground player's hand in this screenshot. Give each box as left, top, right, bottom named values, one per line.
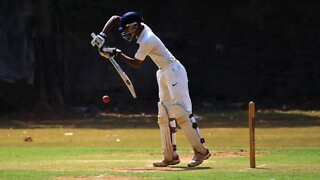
left=90, top=32, right=107, bottom=49
left=99, top=46, right=121, bottom=59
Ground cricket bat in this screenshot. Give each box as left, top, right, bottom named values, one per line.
left=91, top=33, right=137, bottom=99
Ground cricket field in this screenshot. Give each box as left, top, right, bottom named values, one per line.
left=0, top=109, right=319, bottom=179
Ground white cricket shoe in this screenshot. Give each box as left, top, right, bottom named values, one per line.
left=153, top=155, right=180, bottom=167
left=187, top=149, right=211, bottom=167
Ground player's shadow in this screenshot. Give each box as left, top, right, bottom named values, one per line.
left=169, top=166, right=212, bottom=171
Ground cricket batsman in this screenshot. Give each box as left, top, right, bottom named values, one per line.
left=90, top=11, right=211, bottom=167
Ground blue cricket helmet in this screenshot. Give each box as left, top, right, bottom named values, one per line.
left=118, top=11, right=144, bottom=32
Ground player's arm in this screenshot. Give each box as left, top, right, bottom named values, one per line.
left=118, top=53, right=143, bottom=68
left=122, top=43, right=151, bottom=68
left=99, top=48, right=143, bottom=68
left=101, top=15, right=121, bottom=35
left=91, top=15, right=121, bottom=49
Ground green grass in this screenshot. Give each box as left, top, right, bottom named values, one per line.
left=0, top=147, right=319, bottom=179
left=0, top=110, right=319, bottom=179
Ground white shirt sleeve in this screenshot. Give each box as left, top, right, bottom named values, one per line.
left=135, top=42, right=153, bottom=61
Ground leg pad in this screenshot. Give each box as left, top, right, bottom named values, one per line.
left=176, top=114, right=207, bottom=155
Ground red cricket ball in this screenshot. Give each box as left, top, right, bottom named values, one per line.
left=102, top=95, right=110, bottom=104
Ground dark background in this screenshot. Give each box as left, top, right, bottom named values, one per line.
left=0, top=0, right=319, bottom=117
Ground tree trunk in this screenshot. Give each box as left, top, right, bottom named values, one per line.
left=32, top=0, right=65, bottom=117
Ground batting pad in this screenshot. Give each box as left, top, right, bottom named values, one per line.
left=176, top=114, right=208, bottom=154
left=158, top=116, right=174, bottom=161
left=169, top=118, right=177, bottom=149
left=164, top=103, right=187, bottom=119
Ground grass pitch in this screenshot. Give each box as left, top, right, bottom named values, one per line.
left=0, top=109, right=319, bottom=179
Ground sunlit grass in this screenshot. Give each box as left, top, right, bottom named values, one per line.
left=0, top=110, right=319, bottom=179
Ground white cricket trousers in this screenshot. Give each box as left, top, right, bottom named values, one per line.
left=156, top=60, right=192, bottom=114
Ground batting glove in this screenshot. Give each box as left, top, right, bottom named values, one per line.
left=91, top=32, right=107, bottom=49
left=100, top=46, right=121, bottom=59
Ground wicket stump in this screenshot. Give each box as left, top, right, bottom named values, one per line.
left=249, top=101, right=256, bottom=168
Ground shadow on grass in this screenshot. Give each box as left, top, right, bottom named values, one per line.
left=117, top=166, right=212, bottom=172
left=0, top=110, right=319, bottom=129
left=169, top=166, right=212, bottom=171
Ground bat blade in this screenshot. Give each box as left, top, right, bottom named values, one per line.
left=109, top=56, right=137, bottom=99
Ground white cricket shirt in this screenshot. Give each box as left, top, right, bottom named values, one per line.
left=135, top=23, right=176, bottom=69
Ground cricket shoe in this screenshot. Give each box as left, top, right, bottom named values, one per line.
left=187, top=149, right=211, bottom=167
left=153, top=155, right=180, bottom=167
